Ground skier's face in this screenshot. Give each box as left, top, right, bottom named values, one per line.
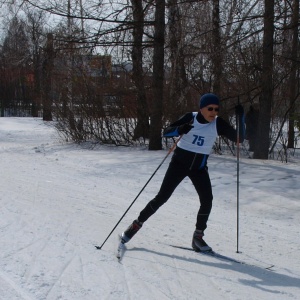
left=200, top=105, right=219, bottom=122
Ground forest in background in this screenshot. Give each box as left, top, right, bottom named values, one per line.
left=0, top=0, right=299, bottom=160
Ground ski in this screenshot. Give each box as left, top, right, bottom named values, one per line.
left=170, top=245, right=274, bottom=270
left=116, top=236, right=126, bottom=262
left=95, top=235, right=126, bottom=262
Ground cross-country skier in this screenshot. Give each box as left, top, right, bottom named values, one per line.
left=121, top=93, right=245, bottom=252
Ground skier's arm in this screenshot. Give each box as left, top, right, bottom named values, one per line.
left=163, top=113, right=194, bottom=137
left=217, top=109, right=245, bottom=143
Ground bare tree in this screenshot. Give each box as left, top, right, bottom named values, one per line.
left=1, top=0, right=298, bottom=159
left=149, top=0, right=165, bottom=150
left=287, top=0, right=299, bottom=148
left=1, top=16, right=32, bottom=116
left=166, top=0, right=189, bottom=120
left=26, top=10, right=46, bottom=117
left=211, top=0, right=222, bottom=96
left=131, top=0, right=150, bottom=140
left=42, top=33, right=54, bottom=121
left=253, top=0, right=274, bottom=159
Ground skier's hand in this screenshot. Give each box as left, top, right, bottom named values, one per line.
left=235, top=104, right=244, bottom=116
left=178, top=123, right=194, bottom=135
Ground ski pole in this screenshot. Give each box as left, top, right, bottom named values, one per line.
left=236, top=99, right=240, bottom=253
left=98, top=135, right=182, bottom=250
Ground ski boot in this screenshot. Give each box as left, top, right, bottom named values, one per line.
left=192, top=229, right=212, bottom=252
left=121, top=219, right=143, bottom=243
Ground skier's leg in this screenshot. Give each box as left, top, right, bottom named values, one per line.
left=138, top=159, right=187, bottom=222
left=189, top=168, right=213, bottom=231
left=122, top=159, right=187, bottom=243
left=189, top=168, right=213, bottom=251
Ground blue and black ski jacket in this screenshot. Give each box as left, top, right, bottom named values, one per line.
left=163, top=112, right=245, bottom=170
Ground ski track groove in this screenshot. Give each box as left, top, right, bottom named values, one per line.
left=124, top=256, right=155, bottom=299
left=100, top=255, right=130, bottom=300
left=209, top=275, right=239, bottom=299
left=22, top=239, right=50, bottom=282
left=119, top=259, right=133, bottom=300
left=169, top=246, right=227, bottom=299
left=0, top=269, right=36, bottom=300
left=209, top=275, right=233, bottom=300
left=149, top=253, right=175, bottom=300
left=43, top=254, right=76, bottom=299
left=159, top=252, right=194, bottom=299
left=172, top=250, right=202, bottom=291
left=1, top=235, right=49, bottom=261
left=172, top=253, right=200, bottom=296
left=171, top=256, right=185, bottom=296
left=78, top=254, right=85, bottom=285
left=171, top=244, right=241, bottom=299
left=123, top=248, right=174, bottom=300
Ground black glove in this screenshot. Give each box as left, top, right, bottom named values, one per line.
left=235, top=104, right=244, bottom=116
left=178, top=123, right=194, bottom=135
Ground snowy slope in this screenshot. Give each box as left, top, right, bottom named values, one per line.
left=0, top=117, right=299, bottom=300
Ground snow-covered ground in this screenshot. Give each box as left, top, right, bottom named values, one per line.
left=0, top=117, right=299, bottom=300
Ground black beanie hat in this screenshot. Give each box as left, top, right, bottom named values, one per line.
left=199, top=93, right=220, bottom=108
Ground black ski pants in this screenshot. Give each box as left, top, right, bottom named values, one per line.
left=138, top=158, right=213, bottom=231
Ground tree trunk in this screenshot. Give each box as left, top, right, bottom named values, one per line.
left=42, top=33, right=54, bottom=121
left=287, top=0, right=299, bottom=148
left=212, top=0, right=222, bottom=95
left=167, top=0, right=188, bottom=119
left=149, top=0, right=165, bottom=150
left=32, top=47, right=42, bottom=117
left=131, top=0, right=150, bottom=140
left=253, top=0, right=274, bottom=159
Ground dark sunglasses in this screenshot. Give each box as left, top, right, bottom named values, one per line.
left=207, top=107, right=219, bottom=112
